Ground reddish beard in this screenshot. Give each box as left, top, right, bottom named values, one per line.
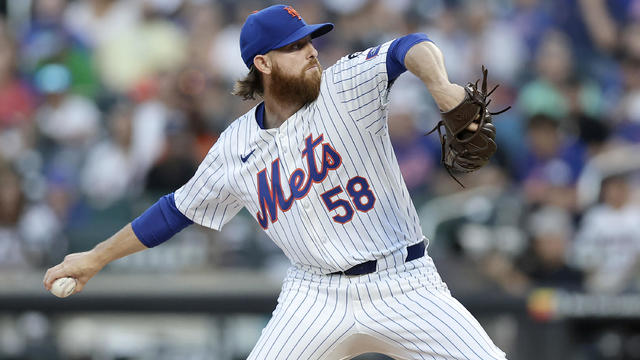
left=269, top=60, right=322, bottom=106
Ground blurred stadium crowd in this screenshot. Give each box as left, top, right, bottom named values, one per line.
left=1, top=0, right=640, bottom=305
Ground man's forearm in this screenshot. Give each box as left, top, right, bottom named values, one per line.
left=44, top=223, right=149, bottom=293
left=90, top=223, right=148, bottom=267
left=44, top=193, right=190, bottom=293
left=404, top=41, right=466, bottom=112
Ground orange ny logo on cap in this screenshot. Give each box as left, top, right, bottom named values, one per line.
left=284, top=6, right=302, bottom=20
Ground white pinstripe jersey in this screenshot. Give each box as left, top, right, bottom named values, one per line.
left=174, top=40, right=424, bottom=273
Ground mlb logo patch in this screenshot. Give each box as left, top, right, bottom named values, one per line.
left=366, top=45, right=381, bottom=60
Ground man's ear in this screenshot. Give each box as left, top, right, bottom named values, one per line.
left=254, top=54, right=272, bottom=75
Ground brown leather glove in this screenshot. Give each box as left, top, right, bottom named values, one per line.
left=427, top=66, right=510, bottom=186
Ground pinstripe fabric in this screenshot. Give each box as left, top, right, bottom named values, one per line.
left=248, top=255, right=507, bottom=360
left=174, top=39, right=507, bottom=359
left=175, top=40, right=422, bottom=273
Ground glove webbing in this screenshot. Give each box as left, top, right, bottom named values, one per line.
left=426, top=66, right=510, bottom=187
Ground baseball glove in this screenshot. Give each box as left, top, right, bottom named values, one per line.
left=427, top=66, right=510, bottom=186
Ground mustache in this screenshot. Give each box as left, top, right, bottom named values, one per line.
left=306, top=59, right=321, bottom=71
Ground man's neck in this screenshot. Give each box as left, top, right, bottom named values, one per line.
left=262, top=96, right=305, bottom=129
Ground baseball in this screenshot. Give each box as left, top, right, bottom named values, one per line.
left=50, top=277, right=77, bottom=298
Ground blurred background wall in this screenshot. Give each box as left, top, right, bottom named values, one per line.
left=1, top=0, right=640, bottom=359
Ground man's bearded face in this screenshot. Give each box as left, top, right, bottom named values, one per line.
left=269, top=58, right=322, bottom=105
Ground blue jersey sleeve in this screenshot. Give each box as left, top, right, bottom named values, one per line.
left=131, top=193, right=193, bottom=248
left=386, top=33, right=432, bottom=82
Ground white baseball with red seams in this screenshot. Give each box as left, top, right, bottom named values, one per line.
left=50, top=277, right=77, bottom=298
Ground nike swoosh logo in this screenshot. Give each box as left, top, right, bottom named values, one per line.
left=241, top=149, right=255, bottom=163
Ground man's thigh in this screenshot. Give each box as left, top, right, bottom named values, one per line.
left=247, top=277, right=354, bottom=360
left=353, top=281, right=507, bottom=360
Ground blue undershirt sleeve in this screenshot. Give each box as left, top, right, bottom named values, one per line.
left=131, top=193, right=194, bottom=248
left=386, top=33, right=432, bottom=82
left=256, top=102, right=265, bottom=129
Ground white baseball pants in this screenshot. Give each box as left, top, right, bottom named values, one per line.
left=247, top=255, right=508, bottom=360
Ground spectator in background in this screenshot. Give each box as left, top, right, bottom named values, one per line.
left=0, top=165, right=64, bottom=269
left=63, top=0, right=141, bottom=50
left=570, top=0, right=636, bottom=56
left=554, top=0, right=640, bottom=113
left=475, top=206, right=584, bottom=295
left=33, top=62, right=100, bottom=213
left=0, top=21, right=36, bottom=162
left=21, top=0, right=99, bottom=98
left=572, top=174, right=640, bottom=294
left=612, top=22, right=640, bottom=142
left=207, top=1, right=254, bottom=88
left=172, top=66, right=221, bottom=160
left=518, top=30, right=602, bottom=124
left=174, top=1, right=228, bottom=148
left=461, top=0, right=526, bottom=85
left=94, top=0, right=186, bottom=94
left=564, top=0, right=640, bottom=78
left=34, top=63, right=100, bottom=149
left=510, top=0, right=553, bottom=60
left=178, top=1, right=221, bottom=79
left=128, top=70, right=183, bottom=185
left=418, top=7, right=469, bottom=85
left=80, top=102, right=141, bottom=208
left=0, top=22, right=35, bottom=129
left=518, top=114, right=586, bottom=211
left=614, top=53, right=640, bottom=142
left=145, top=125, right=199, bottom=196
left=331, top=0, right=407, bottom=53
left=0, top=165, right=30, bottom=268
left=518, top=206, right=583, bottom=291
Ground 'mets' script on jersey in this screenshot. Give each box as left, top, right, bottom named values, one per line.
left=174, top=40, right=423, bottom=273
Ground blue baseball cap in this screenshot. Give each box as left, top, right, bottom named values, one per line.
left=240, top=5, right=334, bottom=69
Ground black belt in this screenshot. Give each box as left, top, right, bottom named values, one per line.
left=329, top=240, right=426, bottom=276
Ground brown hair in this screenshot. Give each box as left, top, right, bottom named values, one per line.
left=232, top=66, right=264, bottom=100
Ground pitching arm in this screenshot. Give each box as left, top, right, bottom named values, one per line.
left=43, top=223, right=146, bottom=294
left=44, top=193, right=192, bottom=294
left=404, top=41, right=466, bottom=113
